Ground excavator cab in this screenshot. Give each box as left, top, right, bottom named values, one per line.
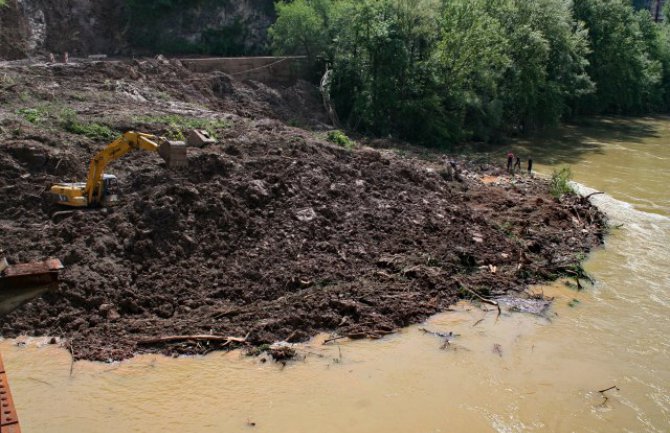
left=101, top=174, right=120, bottom=205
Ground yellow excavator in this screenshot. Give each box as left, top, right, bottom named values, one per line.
left=49, top=131, right=187, bottom=207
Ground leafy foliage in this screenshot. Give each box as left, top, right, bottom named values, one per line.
left=326, top=130, right=354, bottom=149
left=549, top=167, right=575, bottom=198
left=270, top=0, right=670, bottom=146
left=269, top=0, right=330, bottom=62
left=573, top=0, right=662, bottom=113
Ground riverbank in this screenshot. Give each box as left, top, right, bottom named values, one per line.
left=0, top=59, right=606, bottom=361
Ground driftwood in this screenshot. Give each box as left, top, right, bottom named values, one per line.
left=462, top=286, right=502, bottom=318
left=598, top=385, right=620, bottom=406
left=419, top=328, right=456, bottom=349
left=69, top=339, right=76, bottom=376
left=137, top=335, right=247, bottom=346
left=598, top=385, right=619, bottom=393
left=323, top=335, right=347, bottom=344
left=584, top=191, right=605, bottom=200
left=564, top=268, right=595, bottom=285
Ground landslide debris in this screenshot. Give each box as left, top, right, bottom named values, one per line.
left=0, top=59, right=606, bottom=361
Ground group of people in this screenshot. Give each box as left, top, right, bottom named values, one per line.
left=507, top=152, right=532, bottom=175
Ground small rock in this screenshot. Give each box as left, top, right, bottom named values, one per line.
left=247, top=180, right=269, bottom=198
left=295, top=207, right=317, bottom=222
left=106, top=309, right=121, bottom=321
left=156, top=303, right=175, bottom=318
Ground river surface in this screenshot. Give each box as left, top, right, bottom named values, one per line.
left=1, top=117, right=669, bottom=433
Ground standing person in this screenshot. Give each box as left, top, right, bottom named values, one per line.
left=514, top=156, right=521, bottom=173
left=528, top=156, right=533, bottom=176
left=507, top=151, right=514, bottom=174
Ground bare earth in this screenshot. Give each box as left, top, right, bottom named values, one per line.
left=0, top=59, right=606, bottom=360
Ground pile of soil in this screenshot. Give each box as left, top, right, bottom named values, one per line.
left=0, top=60, right=606, bottom=361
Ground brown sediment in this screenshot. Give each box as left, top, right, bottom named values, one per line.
left=0, top=59, right=606, bottom=361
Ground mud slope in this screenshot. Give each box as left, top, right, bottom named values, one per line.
left=0, top=60, right=606, bottom=361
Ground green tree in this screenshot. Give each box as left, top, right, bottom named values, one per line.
left=573, top=0, right=660, bottom=113
left=269, top=0, right=330, bottom=62
left=329, top=0, right=445, bottom=144
left=490, top=0, right=593, bottom=131
left=639, top=8, right=670, bottom=108
left=437, top=0, right=510, bottom=141
left=268, top=0, right=670, bottom=147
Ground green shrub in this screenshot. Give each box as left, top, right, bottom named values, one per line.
left=327, top=130, right=354, bottom=149
left=549, top=167, right=575, bottom=198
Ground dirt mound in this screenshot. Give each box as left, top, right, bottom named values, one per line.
left=0, top=61, right=606, bottom=361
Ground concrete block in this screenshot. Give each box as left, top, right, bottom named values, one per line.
left=187, top=129, right=216, bottom=148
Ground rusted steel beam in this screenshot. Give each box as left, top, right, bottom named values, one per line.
left=0, top=258, right=63, bottom=290
left=0, top=354, right=21, bottom=433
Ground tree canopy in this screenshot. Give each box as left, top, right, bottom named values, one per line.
left=270, top=0, right=670, bottom=146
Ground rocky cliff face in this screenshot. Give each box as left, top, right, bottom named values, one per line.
left=0, top=0, right=275, bottom=60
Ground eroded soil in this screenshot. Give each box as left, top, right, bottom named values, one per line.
left=0, top=59, right=606, bottom=361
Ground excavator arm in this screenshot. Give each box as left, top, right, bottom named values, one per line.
left=85, top=132, right=165, bottom=205
left=50, top=130, right=186, bottom=207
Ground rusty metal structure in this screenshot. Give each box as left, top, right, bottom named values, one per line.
left=0, top=354, right=20, bottom=433
left=0, top=259, right=63, bottom=291
left=0, top=258, right=64, bottom=317
left=0, top=257, right=64, bottom=431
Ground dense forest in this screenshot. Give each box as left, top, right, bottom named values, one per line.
left=270, top=0, right=670, bottom=145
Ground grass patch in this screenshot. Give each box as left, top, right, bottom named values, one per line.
left=16, top=107, right=49, bottom=124
left=59, top=108, right=118, bottom=141
left=327, top=130, right=355, bottom=149
left=137, top=114, right=230, bottom=140
left=549, top=167, right=575, bottom=198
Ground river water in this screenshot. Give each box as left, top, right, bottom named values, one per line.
left=1, top=117, right=669, bottom=433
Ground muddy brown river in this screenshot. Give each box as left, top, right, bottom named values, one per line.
left=1, top=117, right=669, bottom=433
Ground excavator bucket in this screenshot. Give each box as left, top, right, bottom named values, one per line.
left=158, top=140, right=187, bottom=169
